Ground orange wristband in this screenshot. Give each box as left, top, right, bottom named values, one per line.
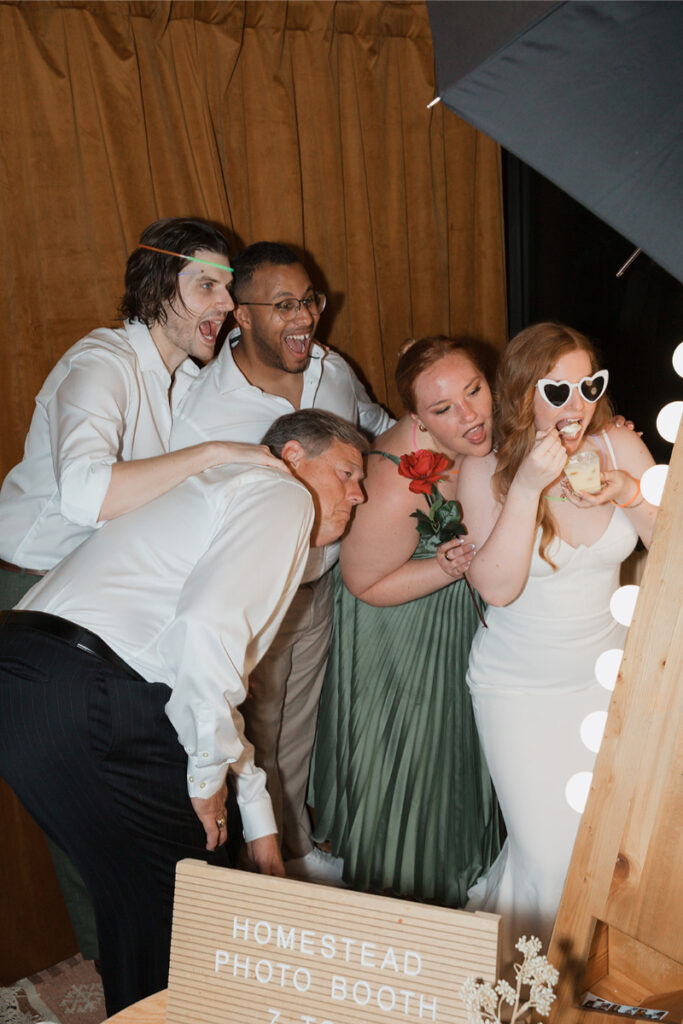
left=614, top=479, right=641, bottom=508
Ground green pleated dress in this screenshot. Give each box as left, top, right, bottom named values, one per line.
left=309, top=553, right=503, bottom=907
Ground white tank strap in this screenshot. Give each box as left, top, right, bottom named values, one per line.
left=601, top=429, right=618, bottom=471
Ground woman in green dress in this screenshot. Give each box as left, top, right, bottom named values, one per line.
left=309, top=335, right=503, bottom=905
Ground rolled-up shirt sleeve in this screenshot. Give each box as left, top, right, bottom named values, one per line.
left=351, top=371, right=394, bottom=437
left=46, top=351, right=132, bottom=526
left=162, top=473, right=315, bottom=841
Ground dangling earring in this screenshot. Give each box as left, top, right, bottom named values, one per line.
left=418, top=423, right=427, bottom=432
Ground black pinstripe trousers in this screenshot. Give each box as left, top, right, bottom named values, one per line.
left=0, top=625, right=231, bottom=1016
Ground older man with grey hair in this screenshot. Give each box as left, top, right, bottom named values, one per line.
left=0, top=409, right=366, bottom=1017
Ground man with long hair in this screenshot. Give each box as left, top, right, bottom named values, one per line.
left=0, top=216, right=278, bottom=956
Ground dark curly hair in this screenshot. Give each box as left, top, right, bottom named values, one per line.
left=231, top=242, right=301, bottom=301
left=120, top=217, right=231, bottom=327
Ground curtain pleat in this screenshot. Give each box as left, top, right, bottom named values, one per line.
left=0, top=0, right=506, bottom=477
left=0, top=0, right=507, bottom=975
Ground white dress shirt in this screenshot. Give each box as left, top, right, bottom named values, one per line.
left=0, top=320, right=199, bottom=570
left=17, top=463, right=314, bottom=841
left=171, top=332, right=394, bottom=576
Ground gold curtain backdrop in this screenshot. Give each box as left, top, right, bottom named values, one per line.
left=0, top=0, right=506, bottom=480
left=0, top=0, right=506, bottom=980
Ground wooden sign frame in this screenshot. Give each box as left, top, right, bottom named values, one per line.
left=167, top=861, right=499, bottom=1024
left=549, top=424, right=683, bottom=1021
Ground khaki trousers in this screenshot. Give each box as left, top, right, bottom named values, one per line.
left=243, top=570, right=334, bottom=860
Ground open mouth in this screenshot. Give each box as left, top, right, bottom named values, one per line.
left=463, top=423, right=487, bottom=445
left=557, top=418, right=582, bottom=439
left=198, top=317, right=224, bottom=346
left=284, top=331, right=312, bottom=357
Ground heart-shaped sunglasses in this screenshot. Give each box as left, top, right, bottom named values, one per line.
left=536, top=369, right=609, bottom=408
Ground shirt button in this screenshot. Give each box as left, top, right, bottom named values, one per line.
left=189, top=776, right=195, bottom=782
left=202, top=752, right=209, bottom=758
left=200, top=781, right=206, bottom=789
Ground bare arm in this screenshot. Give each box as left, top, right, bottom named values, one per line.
left=247, top=835, right=286, bottom=877
left=340, top=429, right=470, bottom=606
left=561, top=426, right=658, bottom=548
left=99, top=442, right=284, bottom=520
left=459, top=430, right=568, bottom=606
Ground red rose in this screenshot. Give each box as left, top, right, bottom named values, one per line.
left=397, top=449, right=450, bottom=494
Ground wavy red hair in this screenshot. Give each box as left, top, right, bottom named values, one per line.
left=493, top=323, right=613, bottom=567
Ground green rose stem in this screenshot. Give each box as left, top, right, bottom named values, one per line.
left=376, top=451, right=487, bottom=628
left=418, top=483, right=487, bottom=630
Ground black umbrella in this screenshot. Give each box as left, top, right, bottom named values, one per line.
left=427, top=1, right=683, bottom=283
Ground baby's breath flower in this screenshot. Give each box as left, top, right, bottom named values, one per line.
left=461, top=977, right=480, bottom=1009
left=479, top=982, right=498, bottom=1015
left=461, top=936, right=558, bottom=1024
left=531, top=983, right=556, bottom=1017
left=495, top=979, right=517, bottom=1006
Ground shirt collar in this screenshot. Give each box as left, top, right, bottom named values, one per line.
left=124, top=318, right=199, bottom=381
left=215, top=328, right=325, bottom=395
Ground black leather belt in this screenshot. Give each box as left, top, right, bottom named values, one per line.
left=0, top=557, right=47, bottom=577
left=0, top=609, right=145, bottom=680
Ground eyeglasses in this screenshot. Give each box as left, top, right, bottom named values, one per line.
left=238, top=292, right=326, bottom=320
left=536, top=369, right=609, bottom=408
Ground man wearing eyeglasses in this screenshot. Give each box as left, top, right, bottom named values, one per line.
left=171, top=242, right=393, bottom=881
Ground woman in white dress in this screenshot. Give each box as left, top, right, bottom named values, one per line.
left=458, top=322, right=657, bottom=961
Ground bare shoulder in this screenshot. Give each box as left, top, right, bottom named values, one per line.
left=362, top=417, right=423, bottom=508
left=603, top=423, right=655, bottom=471
left=356, top=446, right=426, bottom=525
left=370, top=416, right=413, bottom=456
left=341, top=422, right=427, bottom=590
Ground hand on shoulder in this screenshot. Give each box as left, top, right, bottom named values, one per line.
left=604, top=420, right=656, bottom=476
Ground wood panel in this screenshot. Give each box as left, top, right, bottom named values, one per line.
left=166, top=861, right=499, bottom=1024
left=549, top=423, right=683, bottom=1021
left=0, top=780, right=78, bottom=983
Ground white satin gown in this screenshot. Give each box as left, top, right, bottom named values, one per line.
left=466, top=502, right=638, bottom=962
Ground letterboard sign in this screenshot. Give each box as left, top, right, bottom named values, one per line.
left=167, top=860, right=499, bottom=1024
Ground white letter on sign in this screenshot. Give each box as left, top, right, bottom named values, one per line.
left=233, top=954, right=250, bottom=979
left=254, top=921, right=272, bottom=945
left=404, top=951, right=422, bottom=977
left=381, top=947, right=398, bottom=972
left=360, top=941, right=376, bottom=968
left=419, top=994, right=438, bottom=1020
left=331, top=976, right=347, bottom=1000
left=256, top=960, right=273, bottom=984
left=214, top=950, right=229, bottom=972
left=277, top=926, right=295, bottom=951
left=353, top=981, right=371, bottom=1006
left=377, top=986, right=396, bottom=1011
left=293, top=968, right=312, bottom=992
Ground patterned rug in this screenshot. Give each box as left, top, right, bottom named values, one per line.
left=0, top=955, right=105, bottom=1024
